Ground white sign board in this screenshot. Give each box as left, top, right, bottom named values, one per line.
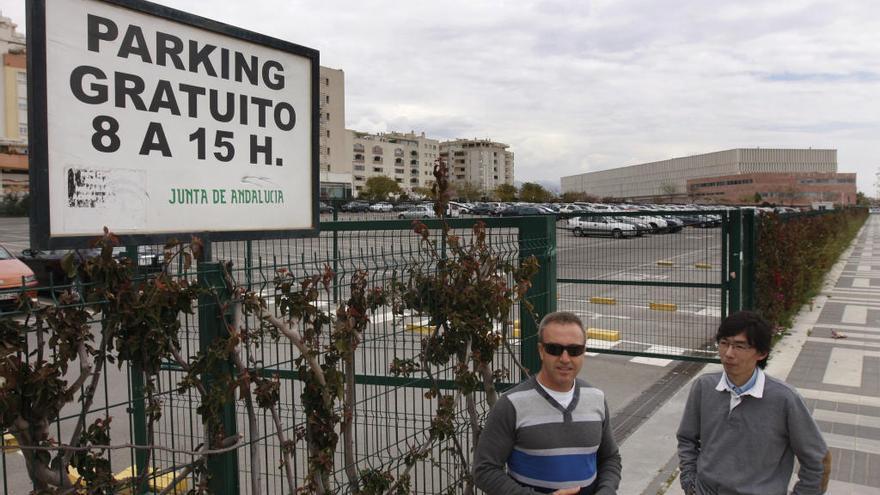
left=29, top=0, right=319, bottom=247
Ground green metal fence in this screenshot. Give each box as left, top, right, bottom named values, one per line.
left=554, top=209, right=756, bottom=363
left=0, top=216, right=555, bottom=494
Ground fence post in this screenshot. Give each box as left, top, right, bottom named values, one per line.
left=741, top=209, right=757, bottom=311
left=518, top=215, right=557, bottom=379
left=197, top=258, right=240, bottom=494
left=728, top=209, right=743, bottom=313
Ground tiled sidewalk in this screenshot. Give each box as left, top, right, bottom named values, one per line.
left=784, top=214, right=880, bottom=493
left=636, top=214, right=880, bottom=495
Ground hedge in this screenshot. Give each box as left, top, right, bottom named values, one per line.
left=756, top=208, right=868, bottom=328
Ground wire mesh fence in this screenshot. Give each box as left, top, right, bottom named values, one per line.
left=555, top=210, right=730, bottom=362
left=0, top=216, right=552, bottom=494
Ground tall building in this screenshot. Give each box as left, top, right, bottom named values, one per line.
left=561, top=148, right=845, bottom=203
left=319, top=66, right=346, bottom=173
left=439, top=138, right=514, bottom=194
left=345, top=130, right=440, bottom=196
left=0, top=11, right=27, bottom=194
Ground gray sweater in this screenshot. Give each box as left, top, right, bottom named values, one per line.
left=473, top=376, right=621, bottom=494
left=676, top=372, right=828, bottom=494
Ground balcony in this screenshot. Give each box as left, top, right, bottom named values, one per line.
left=0, top=153, right=28, bottom=171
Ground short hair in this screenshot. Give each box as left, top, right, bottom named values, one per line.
left=716, top=310, right=772, bottom=368
left=538, top=311, right=586, bottom=344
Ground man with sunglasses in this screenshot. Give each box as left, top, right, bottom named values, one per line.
left=474, top=311, right=621, bottom=494
left=676, top=311, right=830, bottom=494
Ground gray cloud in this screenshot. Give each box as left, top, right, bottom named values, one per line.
left=6, top=0, right=880, bottom=193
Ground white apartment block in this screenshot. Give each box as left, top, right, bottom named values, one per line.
left=440, top=139, right=514, bottom=193
left=345, top=130, right=440, bottom=196
left=0, top=11, right=27, bottom=194
left=561, top=148, right=837, bottom=201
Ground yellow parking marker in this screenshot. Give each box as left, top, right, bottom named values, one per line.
left=649, top=302, right=678, bottom=312
left=587, top=328, right=620, bottom=341
left=590, top=297, right=617, bottom=305
left=695, top=263, right=712, bottom=269
left=405, top=323, right=434, bottom=334
left=115, top=466, right=190, bottom=494
left=2, top=433, right=19, bottom=454
left=656, top=260, right=674, bottom=267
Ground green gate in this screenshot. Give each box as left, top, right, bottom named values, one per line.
left=555, top=209, right=755, bottom=363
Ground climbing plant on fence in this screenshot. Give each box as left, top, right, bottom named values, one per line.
left=0, top=159, right=542, bottom=494
left=755, top=208, right=868, bottom=328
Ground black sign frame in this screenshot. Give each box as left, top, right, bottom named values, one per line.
left=27, top=0, right=320, bottom=249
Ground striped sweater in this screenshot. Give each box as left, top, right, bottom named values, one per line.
left=473, top=376, right=622, bottom=494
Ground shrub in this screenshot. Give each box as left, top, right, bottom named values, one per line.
left=0, top=193, right=29, bottom=216
left=756, top=208, right=868, bottom=328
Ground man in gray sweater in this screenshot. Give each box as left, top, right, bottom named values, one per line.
left=474, top=311, right=621, bottom=494
left=676, top=311, right=830, bottom=494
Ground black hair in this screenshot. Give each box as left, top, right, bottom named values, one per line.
left=716, top=310, right=772, bottom=368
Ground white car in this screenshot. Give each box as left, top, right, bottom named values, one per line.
left=369, top=202, right=393, bottom=212
left=398, top=205, right=436, bottom=219
left=569, top=216, right=637, bottom=238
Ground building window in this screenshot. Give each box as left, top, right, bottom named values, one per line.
left=354, top=153, right=363, bottom=161
left=325, top=77, right=330, bottom=85
left=325, top=95, right=330, bottom=103
left=19, top=125, right=28, bottom=136
left=17, top=98, right=27, bottom=110
left=373, top=167, right=383, bottom=173
left=353, top=143, right=364, bottom=152
left=326, top=112, right=330, bottom=120
left=326, top=130, right=330, bottom=137
left=16, top=72, right=26, bottom=83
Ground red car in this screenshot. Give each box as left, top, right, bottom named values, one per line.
left=0, top=242, right=38, bottom=309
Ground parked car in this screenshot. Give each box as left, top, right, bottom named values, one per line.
left=610, top=216, right=650, bottom=236
left=319, top=202, right=334, bottom=214
left=369, top=202, right=393, bottom=212
left=18, top=246, right=162, bottom=288
left=497, top=205, right=551, bottom=217
left=340, top=201, right=370, bottom=212
left=468, top=203, right=496, bottom=216
left=398, top=205, right=436, bottom=219
left=569, top=216, right=637, bottom=238
left=393, top=202, right=416, bottom=212
left=0, top=243, right=38, bottom=308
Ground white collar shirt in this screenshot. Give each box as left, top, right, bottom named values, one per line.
left=715, top=367, right=765, bottom=412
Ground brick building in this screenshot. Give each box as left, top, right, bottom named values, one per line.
left=687, top=172, right=857, bottom=206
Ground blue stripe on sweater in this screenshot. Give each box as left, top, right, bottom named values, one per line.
left=508, top=449, right=597, bottom=483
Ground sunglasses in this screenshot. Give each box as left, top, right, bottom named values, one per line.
left=541, top=342, right=586, bottom=357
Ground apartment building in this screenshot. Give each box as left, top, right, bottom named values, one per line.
left=561, top=148, right=841, bottom=203
left=345, top=130, right=440, bottom=196
left=0, top=11, right=27, bottom=194
left=439, top=139, right=514, bottom=194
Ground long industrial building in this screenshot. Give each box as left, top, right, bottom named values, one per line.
left=560, top=148, right=855, bottom=205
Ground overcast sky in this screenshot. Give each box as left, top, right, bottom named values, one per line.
left=6, top=0, right=880, bottom=194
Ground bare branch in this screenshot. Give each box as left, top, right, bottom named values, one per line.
left=258, top=309, right=326, bottom=386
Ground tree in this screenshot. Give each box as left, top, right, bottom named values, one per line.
left=411, top=186, right=435, bottom=199
left=856, top=191, right=869, bottom=206
left=453, top=181, right=483, bottom=201
left=519, top=182, right=552, bottom=203
left=360, top=176, right=401, bottom=201
left=659, top=182, right=678, bottom=203
left=560, top=191, right=597, bottom=203
left=493, top=183, right=518, bottom=202
left=753, top=192, right=763, bottom=204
